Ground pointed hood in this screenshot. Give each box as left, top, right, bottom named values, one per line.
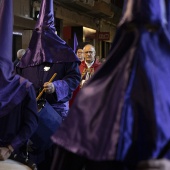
left=52, top=0, right=170, bottom=165
left=0, top=0, right=32, bottom=117
left=119, top=0, right=167, bottom=26
left=0, top=0, right=13, bottom=78
left=74, top=32, right=78, bottom=53
left=18, top=0, right=80, bottom=68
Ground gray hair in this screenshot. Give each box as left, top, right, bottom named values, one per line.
left=17, top=49, right=26, bottom=60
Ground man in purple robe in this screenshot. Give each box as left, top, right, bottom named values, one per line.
left=17, top=0, right=81, bottom=120
left=50, top=0, right=170, bottom=169
left=0, top=0, right=38, bottom=162
left=16, top=0, right=81, bottom=169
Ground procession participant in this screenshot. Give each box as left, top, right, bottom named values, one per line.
left=13, top=49, right=26, bottom=68
left=16, top=0, right=81, bottom=169
left=79, top=44, right=101, bottom=88
left=69, top=44, right=101, bottom=108
left=51, top=0, right=170, bottom=169
left=0, top=0, right=38, bottom=163
left=76, top=47, right=84, bottom=62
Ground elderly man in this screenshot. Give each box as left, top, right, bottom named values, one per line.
left=69, top=44, right=101, bottom=107
left=13, top=49, right=26, bottom=68
left=80, top=44, right=101, bottom=88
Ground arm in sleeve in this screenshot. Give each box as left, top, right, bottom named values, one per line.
left=53, top=62, right=81, bottom=102
left=10, top=85, right=38, bottom=150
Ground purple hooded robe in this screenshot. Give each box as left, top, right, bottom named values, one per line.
left=15, top=0, right=81, bottom=169
left=0, top=0, right=38, bottom=152
left=16, top=0, right=81, bottom=118
left=51, top=0, right=170, bottom=169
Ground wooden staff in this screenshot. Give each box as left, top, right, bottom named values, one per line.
left=36, top=73, right=57, bottom=101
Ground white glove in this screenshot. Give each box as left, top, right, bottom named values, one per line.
left=137, top=159, right=170, bottom=170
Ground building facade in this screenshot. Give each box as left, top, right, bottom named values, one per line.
left=13, top=0, right=123, bottom=61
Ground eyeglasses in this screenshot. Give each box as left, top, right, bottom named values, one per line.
left=84, top=51, right=95, bottom=54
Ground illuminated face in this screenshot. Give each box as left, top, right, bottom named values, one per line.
left=83, top=45, right=96, bottom=64
left=76, top=49, right=84, bottom=61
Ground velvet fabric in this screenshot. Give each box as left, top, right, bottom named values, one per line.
left=51, top=0, right=170, bottom=167
left=0, top=0, right=32, bottom=116
left=18, top=0, right=80, bottom=68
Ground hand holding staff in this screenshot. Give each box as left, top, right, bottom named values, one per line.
left=36, top=73, right=57, bottom=101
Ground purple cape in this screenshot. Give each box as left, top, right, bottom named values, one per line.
left=18, top=0, right=80, bottom=68
left=0, top=0, right=31, bottom=117
left=51, top=0, right=170, bottom=165
left=166, top=1, right=170, bottom=31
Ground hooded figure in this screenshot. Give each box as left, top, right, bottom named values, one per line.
left=51, top=0, right=170, bottom=169
left=16, top=0, right=81, bottom=169
left=0, top=0, right=38, bottom=162
left=16, top=0, right=81, bottom=118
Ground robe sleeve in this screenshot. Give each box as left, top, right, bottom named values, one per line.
left=10, top=85, right=38, bottom=150
left=53, top=62, right=81, bottom=102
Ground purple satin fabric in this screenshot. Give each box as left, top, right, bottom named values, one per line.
left=18, top=0, right=80, bottom=68
left=51, top=0, right=170, bottom=165
left=0, top=0, right=31, bottom=116
left=35, top=0, right=55, bottom=32
left=0, top=0, right=13, bottom=85
left=120, top=0, right=166, bottom=25
left=165, top=0, right=170, bottom=31
left=0, top=85, right=38, bottom=150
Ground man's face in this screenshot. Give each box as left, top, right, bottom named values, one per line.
left=83, top=45, right=96, bottom=64
left=76, top=49, right=84, bottom=61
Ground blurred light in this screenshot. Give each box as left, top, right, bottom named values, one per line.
left=13, top=32, right=22, bottom=35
